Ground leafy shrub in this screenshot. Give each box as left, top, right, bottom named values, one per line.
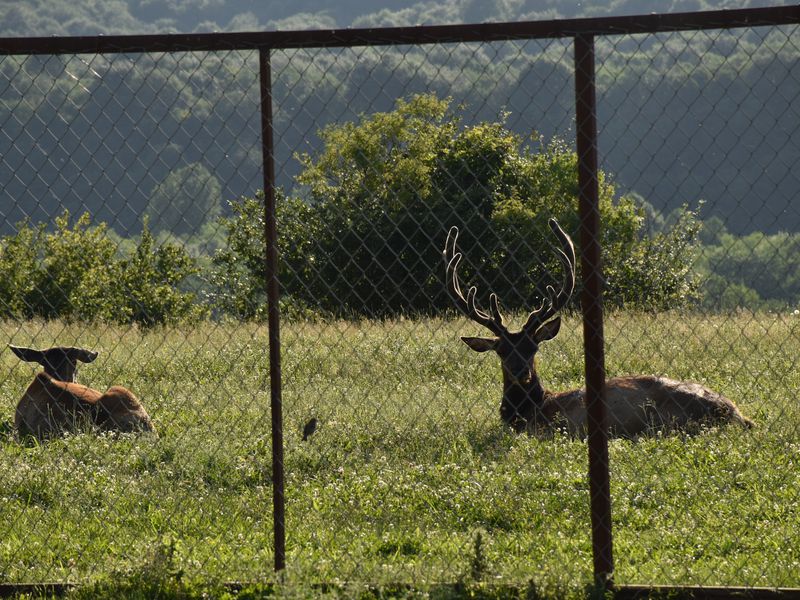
left=604, top=204, right=703, bottom=310
left=27, top=212, right=121, bottom=321
left=119, top=222, right=207, bottom=326
left=0, top=220, right=44, bottom=318
left=0, top=211, right=205, bottom=326
left=207, top=194, right=267, bottom=320
left=698, top=224, right=800, bottom=311
left=208, top=192, right=318, bottom=321
left=213, top=94, right=701, bottom=318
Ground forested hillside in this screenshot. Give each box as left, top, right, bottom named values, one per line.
left=1, top=0, right=798, bottom=239
left=0, top=1, right=792, bottom=36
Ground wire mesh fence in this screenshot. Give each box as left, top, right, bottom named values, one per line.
left=1, top=7, right=799, bottom=595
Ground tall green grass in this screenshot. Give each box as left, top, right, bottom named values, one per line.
left=0, top=312, right=798, bottom=596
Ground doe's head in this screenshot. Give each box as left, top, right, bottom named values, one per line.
left=9, top=345, right=98, bottom=382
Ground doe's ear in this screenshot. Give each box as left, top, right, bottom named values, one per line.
left=67, top=348, right=98, bottom=363
left=461, top=336, right=499, bottom=353
left=533, top=317, right=561, bottom=343
left=8, top=345, right=43, bottom=364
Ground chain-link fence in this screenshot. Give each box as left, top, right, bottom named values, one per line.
left=1, top=7, right=799, bottom=596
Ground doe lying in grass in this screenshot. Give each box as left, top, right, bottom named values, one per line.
left=9, top=345, right=156, bottom=440
left=444, top=219, right=754, bottom=437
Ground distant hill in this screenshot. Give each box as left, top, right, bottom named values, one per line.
left=1, top=1, right=798, bottom=237
left=0, top=0, right=793, bottom=36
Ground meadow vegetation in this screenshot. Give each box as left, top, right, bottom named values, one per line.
left=1, top=311, right=798, bottom=597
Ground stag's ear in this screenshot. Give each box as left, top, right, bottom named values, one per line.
left=461, top=336, right=499, bottom=353
left=533, top=317, right=561, bottom=343
left=8, top=345, right=43, bottom=364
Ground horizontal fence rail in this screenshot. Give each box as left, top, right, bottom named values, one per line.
left=0, top=6, right=797, bottom=55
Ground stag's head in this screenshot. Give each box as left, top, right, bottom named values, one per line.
left=443, top=220, right=576, bottom=429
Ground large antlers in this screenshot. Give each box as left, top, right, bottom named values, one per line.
left=522, top=219, right=576, bottom=334
left=443, top=219, right=576, bottom=335
left=443, top=226, right=508, bottom=336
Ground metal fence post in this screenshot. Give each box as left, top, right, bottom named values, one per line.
left=574, top=33, right=614, bottom=588
left=259, top=47, right=286, bottom=573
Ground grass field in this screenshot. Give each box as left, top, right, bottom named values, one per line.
left=0, top=312, right=798, bottom=597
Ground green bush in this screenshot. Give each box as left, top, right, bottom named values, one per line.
left=603, top=204, right=703, bottom=310
left=0, top=219, right=44, bottom=318
left=208, top=192, right=317, bottom=321
left=207, top=194, right=268, bottom=320
left=119, top=222, right=208, bottom=326
left=213, top=94, right=701, bottom=318
left=0, top=212, right=205, bottom=326
left=698, top=225, right=800, bottom=311
left=27, top=212, right=122, bottom=321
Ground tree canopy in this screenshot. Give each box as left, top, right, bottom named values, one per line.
left=213, top=94, right=702, bottom=319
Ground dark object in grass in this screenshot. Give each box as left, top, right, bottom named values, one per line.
left=302, top=417, right=318, bottom=441
left=444, top=220, right=754, bottom=437
left=9, top=345, right=156, bottom=440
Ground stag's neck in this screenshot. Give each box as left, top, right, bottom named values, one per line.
left=500, top=373, right=548, bottom=432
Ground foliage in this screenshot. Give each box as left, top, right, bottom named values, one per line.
left=697, top=219, right=800, bottom=311
left=604, top=204, right=703, bottom=309
left=292, top=94, right=460, bottom=315
left=0, top=212, right=205, bottom=326
left=0, top=220, right=45, bottom=318
left=2, top=2, right=799, bottom=242
left=211, top=94, right=700, bottom=317
left=119, top=221, right=207, bottom=326
left=208, top=192, right=317, bottom=321
left=0, top=0, right=792, bottom=36
left=145, top=163, right=222, bottom=237
left=207, top=195, right=267, bottom=320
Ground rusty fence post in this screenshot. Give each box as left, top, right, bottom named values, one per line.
left=574, top=33, right=614, bottom=589
left=259, top=47, right=286, bottom=573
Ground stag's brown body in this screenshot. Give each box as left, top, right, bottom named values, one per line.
left=505, top=373, right=752, bottom=436
left=10, top=345, right=155, bottom=439
left=444, top=220, right=753, bottom=438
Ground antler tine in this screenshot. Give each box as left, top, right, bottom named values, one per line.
left=550, top=218, right=576, bottom=301
left=488, top=293, right=505, bottom=328
left=523, top=218, right=577, bottom=333
left=444, top=226, right=507, bottom=336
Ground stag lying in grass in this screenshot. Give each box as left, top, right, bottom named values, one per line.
left=443, top=220, right=753, bottom=437
left=9, top=345, right=155, bottom=440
